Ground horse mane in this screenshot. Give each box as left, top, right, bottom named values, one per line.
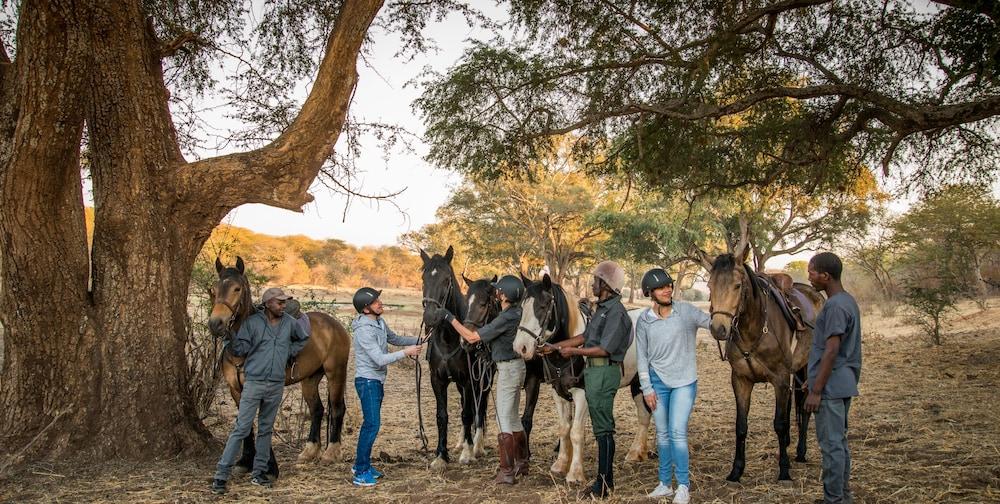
left=742, top=262, right=759, bottom=301
left=712, top=253, right=737, bottom=273
left=549, top=281, right=583, bottom=342
left=222, top=268, right=254, bottom=331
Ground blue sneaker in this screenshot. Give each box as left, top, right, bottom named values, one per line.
left=352, top=467, right=384, bottom=479
left=352, top=469, right=377, bottom=487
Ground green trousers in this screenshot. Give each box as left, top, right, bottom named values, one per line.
left=584, top=364, right=620, bottom=437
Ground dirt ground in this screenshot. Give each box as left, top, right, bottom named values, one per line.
left=2, top=295, right=999, bottom=503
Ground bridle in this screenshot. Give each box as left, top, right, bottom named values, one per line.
left=517, top=294, right=558, bottom=346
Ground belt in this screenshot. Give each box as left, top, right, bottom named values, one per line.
left=586, top=357, right=621, bottom=367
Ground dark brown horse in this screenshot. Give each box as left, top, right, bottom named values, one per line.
left=706, top=253, right=824, bottom=482
left=208, top=257, right=351, bottom=477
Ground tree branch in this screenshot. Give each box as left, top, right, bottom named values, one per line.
left=176, top=0, right=385, bottom=212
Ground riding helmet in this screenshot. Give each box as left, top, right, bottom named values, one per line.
left=352, top=287, right=382, bottom=313
left=593, top=260, right=626, bottom=293
left=641, top=268, right=674, bottom=297
left=492, top=275, right=525, bottom=303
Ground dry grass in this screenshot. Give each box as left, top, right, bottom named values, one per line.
left=2, top=297, right=999, bottom=503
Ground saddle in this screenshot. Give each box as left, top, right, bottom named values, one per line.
left=755, top=273, right=814, bottom=333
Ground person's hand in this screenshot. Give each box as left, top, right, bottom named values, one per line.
left=644, top=393, right=657, bottom=411
left=435, top=307, right=455, bottom=324
left=805, top=390, right=822, bottom=413
left=558, top=346, right=575, bottom=358
left=538, top=343, right=555, bottom=355
left=404, top=343, right=424, bottom=357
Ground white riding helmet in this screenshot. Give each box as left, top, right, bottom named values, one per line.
left=592, top=260, right=626, bottom=293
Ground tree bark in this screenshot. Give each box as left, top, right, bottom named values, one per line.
left=0, top=0, right=383, bottom=460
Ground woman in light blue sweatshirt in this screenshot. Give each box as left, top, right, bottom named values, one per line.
left=635, top=268, right=710, bottom=503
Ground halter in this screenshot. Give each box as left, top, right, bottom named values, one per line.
left=517, top=295, right=557, bottom=345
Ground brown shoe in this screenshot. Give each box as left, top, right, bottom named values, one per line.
left=512, top=431, right=529, bottom=477
left=495, top=433, right=516, bottom=485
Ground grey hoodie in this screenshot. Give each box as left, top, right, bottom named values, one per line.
left=635, top=301, right=710, bottom=392
left=352, top=315, right=420, bottom=382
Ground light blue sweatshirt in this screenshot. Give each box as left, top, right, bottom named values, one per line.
left=352, top=315, right=419, bottom=382
left=635, top=301, right=710, bottom=392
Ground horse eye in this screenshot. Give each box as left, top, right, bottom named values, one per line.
left=733, top=284, right=740, bottom=290
left=234, top=287, right=241, bottom=291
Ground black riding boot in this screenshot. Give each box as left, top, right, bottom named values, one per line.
left=583, top=434, right=615, bottom=498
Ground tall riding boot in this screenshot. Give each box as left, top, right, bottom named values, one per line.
left=495, top=433, right=516, bottom=485
left=581, top=434, right=615, bottom=499
left=512, top=431, right=529, bottom=477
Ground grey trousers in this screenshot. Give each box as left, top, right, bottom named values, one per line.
left=495, top=359, right=526, bottom=433
left=815, top=397, right=852, bottom=503
left=214, top=380, right=284, bottom=481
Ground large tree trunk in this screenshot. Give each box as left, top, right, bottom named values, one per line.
left=0, top=0, right=383, bottom=460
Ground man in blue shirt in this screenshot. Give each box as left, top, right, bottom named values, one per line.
left=212, top=287, right=309, bottom=494
left=806, top=252, right=862, bottom=504
left=350, top=287, right=424, bottom=487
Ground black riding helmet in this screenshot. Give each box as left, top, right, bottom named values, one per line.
left=352, top=287, right=382, bottom=313
left=641, top=268, right=674, bottom=297
left=491, top=275, right=525, bottom=303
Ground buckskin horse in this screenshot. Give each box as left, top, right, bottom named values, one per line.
left=419, top=247, right=491, bottom=471
left=511, top=273, right=652, bottom=484
left=208, top=257, right=351, bottom=477
left=705, top=252, right=824, bottom=482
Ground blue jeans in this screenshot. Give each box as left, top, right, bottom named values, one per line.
left=649, top=371, right=697, bottom=487
left=214, top=380, right=284, bottom=481
left=353, top=377, right=384, bottom=474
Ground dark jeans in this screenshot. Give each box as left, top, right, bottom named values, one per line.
left=815, top=397, right=853, bottom=503
left=214, top=380, right=284, bottom=481
left=353, top=377, right=384, bottom=474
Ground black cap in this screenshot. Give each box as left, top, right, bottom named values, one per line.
left=352, top=287, right=382, bottom=313
left=641, top=268, right=674, bottom=297
left=491, top=275, right=525, bottom=303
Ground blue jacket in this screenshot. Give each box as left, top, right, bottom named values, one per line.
left=352, top=315, right=419, bottom=382
left=231, top=311, right=310, bottom=382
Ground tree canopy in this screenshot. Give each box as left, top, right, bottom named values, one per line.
left=416, top=0, right=1000, bottom=191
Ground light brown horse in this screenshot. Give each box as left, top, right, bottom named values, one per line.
left=705, top=253, right=824, bottom=482
left=208, top=257, right=351, bottom=478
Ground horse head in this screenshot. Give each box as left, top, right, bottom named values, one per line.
left=419, top=246, right=464, bottom=329
left=707, top=253, right=756, bottom=341
left=462, top=274, right=499, bottom=349
left=208, top=256, right=253, bottom=339
left=513, top=273, right=561, bottom=360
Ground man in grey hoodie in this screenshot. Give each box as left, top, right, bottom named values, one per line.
left=350, top=287, right=424, bottom=486
left=211, top=287, right=309, bottom=494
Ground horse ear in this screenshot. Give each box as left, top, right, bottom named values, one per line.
left=444, top=245, right=454, bottom=263
left=462, top=273, right=473, bottom=287
left=542, top=273, right=552, bottom=290
left=491, top=274, right=498, bottom=283
left=419, top=248, right=431, bottom=264
left=215, top=257, right=224, bottom=274
left=736, top=243, right=750, bottom=265
left=690, top=247, right=714, bottom=271
left=235, top=256, right=245, bottom=274
left=520, top=271, right=531, bottom=285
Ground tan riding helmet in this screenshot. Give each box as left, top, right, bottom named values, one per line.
left=592, top=260, right=626, bottom=293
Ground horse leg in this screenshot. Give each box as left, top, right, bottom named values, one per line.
left=625, top=378, right=653, bottom=462
left=521, top=367, right=541, bottom=461
left=297, top=371, right=324, bottom=463
left=473, top=371, right=492, bottom=458
left=267, top=446, right=279, bottom=480
left=458, top=382, right=476, bottom=464
left=773, top=376, right=793, bottom=481
left=548, top=387, right=572, bottom=476
left=321, top=362, right=348, bottom=463
left=566, top=387, right=590, bottom=484
left=726, top=372, right=754, bottom=483
left=430, top=373, right=450, bottom=472
left=794, top=367, right=810, bottom=463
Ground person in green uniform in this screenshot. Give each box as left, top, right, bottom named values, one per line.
left=547, top=260, right=632, bottom=498
left=435, top=275, right=529, bottom=484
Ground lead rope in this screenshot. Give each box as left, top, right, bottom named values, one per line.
left=413, top=319, right=430, bottom=452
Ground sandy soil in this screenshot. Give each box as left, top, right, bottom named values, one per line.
left=1, top=296, right=998, bottom=503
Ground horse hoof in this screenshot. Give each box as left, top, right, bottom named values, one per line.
left=550, top=461, right=568, bottom=476
left=778, top=478, right=794, bottom=485
left=320, top=442, right=341, bottom=463
left=297, top=442, right=321, bottom=463
left=566, top=471, right=586, bottom=484
left=725, top=476, right=742, bottom=486
left=430, top=456, right=448, bottom=472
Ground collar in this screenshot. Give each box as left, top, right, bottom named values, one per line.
left=597, top=294, right=622, bottom=307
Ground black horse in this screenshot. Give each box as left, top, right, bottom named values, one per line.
left=459, top=274, right=545, bottom=461
left=419, top=246, right=485, bottom=470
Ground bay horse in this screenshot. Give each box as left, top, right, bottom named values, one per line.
left=418, top=246, right=486, bottom=471
left=459, top=274, right=545, bottom=461
left=512, top=274, right=652, bottom=484
left=705, top=253, right=824, bottom=482
left=208, top=257, right=351, bottom=477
